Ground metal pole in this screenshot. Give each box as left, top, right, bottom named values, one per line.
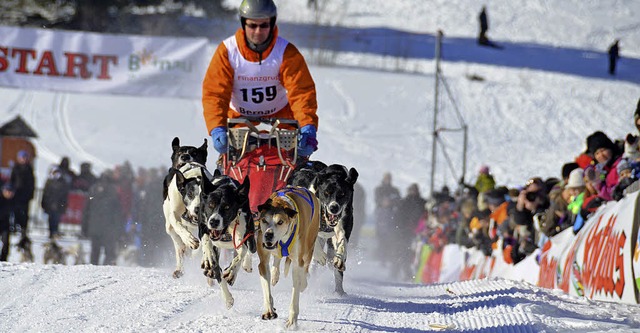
left=462, top=124, right=468, bottom=185
left=430, top=30, right=443, bottom=196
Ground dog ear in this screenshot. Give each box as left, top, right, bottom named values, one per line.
left=346, top=167, right=359, bottom=185
left=174, top=169, right=186, bottom=192
left=284, top=207, right=298, bottom=219
left=172, top=137, right=180, bottom=151
left=257, top=198, right=272, bottom=213
left=202, top=176, right=215, bottom=194
left=200, top=138, right=208, bottom=150
left=213, top=168, right=222, bottom=177
left=239, top=176, right=250, bottom=196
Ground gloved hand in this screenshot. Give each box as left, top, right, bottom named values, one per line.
left=298, top=125, right=318, bottom=157
left=210, top=126, right=228, bottom=154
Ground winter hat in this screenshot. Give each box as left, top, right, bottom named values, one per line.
left=17, top=150, right=29, bottom=159
left=479, top=165, right=490, bottom=174
left=566, top=168, right=585, bottom=189
left=586, top=131, right=615, bottom=155
left=617, top=158, right=633, bottom=175
left=561, top=162, right=580, bottom=180
left=484, top=187, right=507, bottom=206
left=623, top=134, right=640, bottom=160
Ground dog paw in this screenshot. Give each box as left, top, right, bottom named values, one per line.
left=207, top=277, right=215, bottom=286
left=261, top=310, right=278, bottom=320
left=242, top=255, right=253, bottom=273
left=173, top=270, right=184, bottom=279
left=204, top=266, right=222, bottom=282
left=224, top=295, right=235, bottom=310
left=222, top=269, right=237, bottom=286
left=285, top=318, right=298, bottom=329
left=188, top=235, right=200, bottom=249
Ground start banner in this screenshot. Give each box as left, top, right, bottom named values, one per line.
left=0, top=26, right=211, bottom=99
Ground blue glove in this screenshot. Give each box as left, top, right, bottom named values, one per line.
left=210, top=126, right=228, bottom=154
left=298, top=125, right=318, bottom=157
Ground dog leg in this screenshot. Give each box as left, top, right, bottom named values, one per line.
left=270, top=256, right=282, bottom=286
left=223, top=246, right=247, bottom=286
left=177, top=217, right=200, bottom=250
left=286, top=265, right=304, bottom=329
left=242, top=251, right=253, bottom=273
left=218, top=279, right=235, bottom=309
left=313, top=237, right=327, bottom=266
left=334, top=270, right=346, bottom=296
left=167, top=227, right=188, bottom=278
left=201, top=235, right=222, bottom=281
left=332, top=227, right=348, bottom=272
left=258, top=250, right=277, bottom=320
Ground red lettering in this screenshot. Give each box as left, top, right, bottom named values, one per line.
left=582, top=214, right=626, bottom=300
left=33, top=51, right=60, bottom=76
left=0, top=47, right=8, bottom=71
left=615, top=233, right=626, bottom=298
left=92, top=55, right=117, bottom=80
left=64, top=52, right=91, bottom=79
left=11, top=48, right=36, bottom=74
left=538, top=253, right=558, bottom=289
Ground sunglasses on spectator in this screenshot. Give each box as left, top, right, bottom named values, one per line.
left=246, top=22, right=270, bottom=29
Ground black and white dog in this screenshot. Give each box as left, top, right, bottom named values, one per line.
left=198, top=171, right=256, bottom=308
left=288, top=161, right=359, bottom=295
left=163, top=137, right=213, bottom=278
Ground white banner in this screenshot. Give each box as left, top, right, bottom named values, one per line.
left=0, top=26, right=212, bottom=99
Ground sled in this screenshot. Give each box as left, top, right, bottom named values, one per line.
left=222, top=118, right=299, bottom=213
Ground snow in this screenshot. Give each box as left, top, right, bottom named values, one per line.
left=2, top=0, right=640, bottom=332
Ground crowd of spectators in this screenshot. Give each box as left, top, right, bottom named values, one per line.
left=374, top=98, right=640, bottom=281
left=0, top=151, right=179, bottom=267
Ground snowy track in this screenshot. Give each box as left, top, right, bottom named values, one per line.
left=2, top=248, right=640, bottom=333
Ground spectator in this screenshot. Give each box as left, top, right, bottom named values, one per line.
left=84, top=171, right=124, bottom=265
left=374, top=172, right=400, bottom=265
left=608, top=39, right=620, bottom=75
left=9, top=150, right=35, bottom=235
left=136, top=167, right=165, bottom=267
left=584, top=131, right=622, bottom=201
left=56, top=156, right=76, bottom=186
left=475, top=165, right=496, bottom=194
left=393, top=183, right=426, bottom=281
left=455, top=198, right=476, bottom=248
left=0, top=182, right=15, bottom=261
left=73, top=162, right=97, bottom=192
left=478, top=6, right=489, bottom=45
left=41, top=167, right=71, bottom=239
left=541, top=165, right=581, bottom=238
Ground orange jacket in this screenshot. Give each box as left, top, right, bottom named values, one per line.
left=202, top=27, right=318, bottom=133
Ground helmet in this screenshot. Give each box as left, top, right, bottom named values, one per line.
left=238, top=0, right=277, bottom=19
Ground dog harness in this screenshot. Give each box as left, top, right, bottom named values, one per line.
left=274, top=186, right=315, bottom=258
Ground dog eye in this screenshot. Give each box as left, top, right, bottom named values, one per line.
left=223, top=205, right=229, bottom=211
left=276, top=220, right=284, bottom=226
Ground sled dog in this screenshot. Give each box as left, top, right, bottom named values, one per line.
left=255, top=186, right=320, bottom=329
left=198, top=171, right=256, bottom=308
left=288, top=161, right=359, bottom=295
left=163, top=137, right=213, bottom=278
